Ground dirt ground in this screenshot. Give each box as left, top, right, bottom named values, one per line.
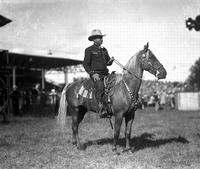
left=0, top=107, right=200, bottom=169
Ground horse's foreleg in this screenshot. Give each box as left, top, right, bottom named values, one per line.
left=112, top=113, right=123, bottom=154
left=71, top=106, right=87, bottom=150
left=123, top=111, right=135, bottom=152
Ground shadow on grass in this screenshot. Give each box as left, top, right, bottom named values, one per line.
left=0, top=121, right=10, bottom=125
left=85, top=132, right=189, bottom=151
left=188, top=116, right=200, bottom=119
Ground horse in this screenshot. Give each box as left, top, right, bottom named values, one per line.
left=57, top=43, right=167, bottom=154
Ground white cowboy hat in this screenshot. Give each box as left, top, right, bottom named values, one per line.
left=88, top=29, right=106, bottom=41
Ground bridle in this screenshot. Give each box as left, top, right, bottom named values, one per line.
left=141, top=49, right=164, bottom=78
left=114, top=48, right=164, bottom=81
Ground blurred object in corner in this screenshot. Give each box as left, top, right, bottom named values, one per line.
left=186, top=15, right=200, bottom=31
left=0, top=15, right=12, bottom=27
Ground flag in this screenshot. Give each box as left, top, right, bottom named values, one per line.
left=0, top=15, right=12, bottom=27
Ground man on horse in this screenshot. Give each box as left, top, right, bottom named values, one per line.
left=83, top=29, right=114, bottom=118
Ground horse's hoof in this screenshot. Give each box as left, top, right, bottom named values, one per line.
left=131, top=147, right=137, bottom=153
left=122, top=148, right=131, bottom=153
left=72, top=141, right=77, bottom=145
left=112, top=148, right=120, bottom=156
left=113, top=150, right=120, bottom=156
left=78, top=143, right=87, bottom=150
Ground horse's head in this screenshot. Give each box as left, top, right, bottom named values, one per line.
left=140, top=42, right=167, bottom=79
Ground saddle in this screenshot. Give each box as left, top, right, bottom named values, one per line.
left=78, top=71, right=117, bottom=114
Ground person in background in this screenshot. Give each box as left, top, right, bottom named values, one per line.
left=169, top=92, right=175, bottom=109
left=83, top=29, right=114, bottom=118
left=11, top=85, right=21, bottom=116
left=153, top=91, right=160, bottom=111
left=31, top=83, right=40, bottom=104
left=24, top=89, right=30, bottom=113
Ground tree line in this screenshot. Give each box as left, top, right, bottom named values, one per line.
left=186, top=15, right=200, bottom=91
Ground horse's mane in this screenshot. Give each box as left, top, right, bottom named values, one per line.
left=123, top=50, right=142, bottom=75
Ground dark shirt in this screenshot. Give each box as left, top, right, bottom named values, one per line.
left=83, top=44, right=112, bottom=76
left=31, top=88, right=38, bottom=96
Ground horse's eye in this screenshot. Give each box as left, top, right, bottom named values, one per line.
left=148, top=62, right=153, bottom=66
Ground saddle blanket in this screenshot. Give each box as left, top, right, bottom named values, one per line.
left=78, top=71, right=117, bottom=100
left=78, top=85, right=93, bottom=99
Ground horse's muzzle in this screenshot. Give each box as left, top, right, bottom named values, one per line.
left=156, top=65, right=167, bottom=79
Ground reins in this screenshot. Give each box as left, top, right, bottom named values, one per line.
left=113, top=58, right=142, bottom=81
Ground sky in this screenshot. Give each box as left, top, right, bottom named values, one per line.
left=0, top=0, right=200, bottom=82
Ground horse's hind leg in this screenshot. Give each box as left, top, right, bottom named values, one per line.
left=71, top=106, right=87, bottom=150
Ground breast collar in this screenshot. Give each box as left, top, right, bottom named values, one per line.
left=122, top=79, right=136, bottom=103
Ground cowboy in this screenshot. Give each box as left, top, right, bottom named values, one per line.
left=83, top=29, right=114, bottom=118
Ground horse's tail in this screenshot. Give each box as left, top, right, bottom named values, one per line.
left=56, top=84, right=70, bottom=129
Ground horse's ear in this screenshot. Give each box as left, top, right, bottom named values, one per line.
left=143, top=42, right=149, bottom=52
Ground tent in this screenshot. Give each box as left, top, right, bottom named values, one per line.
left=0, top=49, right=83, bottom=90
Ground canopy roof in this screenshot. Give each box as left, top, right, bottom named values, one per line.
left=0, top=50, right=82, bottom=70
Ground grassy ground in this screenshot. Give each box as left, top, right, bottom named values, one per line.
left=0, top=107, right=200, bottom=169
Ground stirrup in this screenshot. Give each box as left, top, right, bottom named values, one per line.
left=99, top=109, right=112, bottom=118
left=99, top=112, right=109, bottom=118
left=99, top=109, right=108, bottom=118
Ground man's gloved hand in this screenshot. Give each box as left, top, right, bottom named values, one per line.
left=107, top=56, right=115, bottom=65
left=111, top=56, right=115, bottom=61
left=92, top=73, right=100, bottom=81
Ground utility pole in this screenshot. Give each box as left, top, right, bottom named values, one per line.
left=0, top=14, right=12, bottom=123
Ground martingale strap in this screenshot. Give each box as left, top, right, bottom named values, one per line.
left=122, top=79, right=138, bottom=110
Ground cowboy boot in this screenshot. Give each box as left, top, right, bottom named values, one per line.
left=106, top=102, right=112, bottom=118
